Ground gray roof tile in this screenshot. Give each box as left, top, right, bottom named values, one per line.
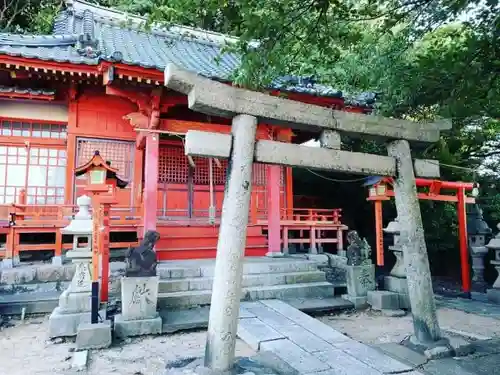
left=0, top=0, right=374, bottom=103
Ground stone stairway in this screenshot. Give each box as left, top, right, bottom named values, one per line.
left=0, top=257, right=348, bottom=316
left=156, top=257, right=345, bottom=309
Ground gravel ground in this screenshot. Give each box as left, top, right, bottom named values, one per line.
left=0, top=316, right=254, bottom=375
left=318, top=307, right=500, bottom=345
left=2, top=306, right=500, bottom=375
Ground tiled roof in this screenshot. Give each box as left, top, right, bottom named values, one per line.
left=0, top=0, right=373, bottom=103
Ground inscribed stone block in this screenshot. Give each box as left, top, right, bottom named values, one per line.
left=237, top=317, right=285, bottom=350
left=367, top=290, right=400, bottom=310
left=260, top=339, right=331, bottom=373
left=121, top=276, right=159, bottom=321
left=345, top=264, right=375, bottom=297
left=114, top=313, right=162, bottom=338
left=76, top=320, right=112, bottom=350
left=68, top=261, right=92, bottom=293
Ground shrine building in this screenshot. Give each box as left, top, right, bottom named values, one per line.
left=0, top=0, right=373, bottom=265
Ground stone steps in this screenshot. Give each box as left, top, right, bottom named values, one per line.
left=0, top=291, right=60, bottom=315
left=157, top=258, right=321, bottom=279
left=158, top=270, right=327, bottom=293
left=157, top=281, right=336, bottom=309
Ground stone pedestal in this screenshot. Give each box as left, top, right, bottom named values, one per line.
left=114, top=276, right=161, bottom=337
left=342, top=264, right=375, bottom=308
left=470, top=245, right=488, bottom=292
left=48, top=195, right=94, bottom=338
left=467, top=206, right=491, bottom=292
left=77, top=320, right=112, bottom=350
left=383, top=218, right=410, bottom=310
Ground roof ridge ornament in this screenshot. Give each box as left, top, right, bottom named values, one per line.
left=77, top=9, right=100, bottom=58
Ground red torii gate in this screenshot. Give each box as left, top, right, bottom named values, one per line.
left=367, top=177, right=477, bottom=293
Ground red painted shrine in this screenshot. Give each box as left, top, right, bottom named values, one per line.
left=0, top=0, right=373, bottom=265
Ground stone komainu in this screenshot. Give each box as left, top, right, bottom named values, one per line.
left=346, top=230, right=372, bottom=266
left=125, top=230, right=160, bottom=277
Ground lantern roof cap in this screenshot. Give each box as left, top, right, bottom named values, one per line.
left=74, top=150, right=128, bottom=188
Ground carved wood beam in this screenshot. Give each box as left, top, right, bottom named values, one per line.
left=184, top=130, right=441, bottom=178
left=164, top=64, right=451, bottom=143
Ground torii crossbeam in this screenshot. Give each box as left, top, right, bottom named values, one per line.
left=164, top=64, right=451, bottom=371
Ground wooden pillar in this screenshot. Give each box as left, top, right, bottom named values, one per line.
left=100, top=203, right=111, bottom=302
left=375, top=200, right=384, bottom=266
left=457, top=187, right=471, bottom=293
left=266, top=165, right=282, bottom=257
left=285, top=167, right=293, bottom=219
left=143, top=133, right=159, bottom=235
left=387, top=139, right=441, bottom=343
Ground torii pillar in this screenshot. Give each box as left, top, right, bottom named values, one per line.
left=164, top=64, right=449, bottom=370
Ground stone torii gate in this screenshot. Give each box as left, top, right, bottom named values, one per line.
left=163, top=64, right=451, bottom=372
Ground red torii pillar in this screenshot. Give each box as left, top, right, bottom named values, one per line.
left=368, top=178, right=476, bottom=293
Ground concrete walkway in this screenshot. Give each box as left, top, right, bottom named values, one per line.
left=237, top=299, right=423, bottom=375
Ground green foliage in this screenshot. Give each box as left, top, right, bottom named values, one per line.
left=0, top=0, right=63, bottom=33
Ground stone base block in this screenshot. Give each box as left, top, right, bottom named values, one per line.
left=398, top=293, right=411, bottom=310
left=114, top=314, right=162, bottom=338
left=367, top=290, right=400, bottom=310
left=346, top=264, right=376, bottom=297
left=342, top=294, right=367, bottom=309
left=58, top=290, right=92, bottom=313
left=381, top=309, right=406, bottom=317
left=384, top=276, right=408, bottom=294
left=266, top=251, right=284, bottom=258
left=48, top=307, right=106, bottom=338
left=51, top=256, right=63, bottom=266
left=1, top=258, right=14, bottom=269
left=76, top=320, right=112, bottom=350
left=487, top=288, right=500, bottom=304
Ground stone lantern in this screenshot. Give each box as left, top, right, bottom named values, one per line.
left=383, top=217, right=410, bottom=309
left=467, top=204, right=491, bottom=292
left=48, top=194, right=99, bottom=338
left=486, top=223, right=500, bottom=303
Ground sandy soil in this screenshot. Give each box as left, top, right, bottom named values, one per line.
left=318, top=307, right=500, bottom=345
left=0, top=316, right=254, bottom=375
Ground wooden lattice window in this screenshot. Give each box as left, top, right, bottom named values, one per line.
left=253, top=163, right=285, bottom=186
left=0, top=146, right=66, bottom=204
left=76, top=138, right=133, bottom=181
left=0, top=118, right=67, bottom=139
left=158, top=145, right=189, bottom=184
left=192, top=157, right=228, bottom=185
